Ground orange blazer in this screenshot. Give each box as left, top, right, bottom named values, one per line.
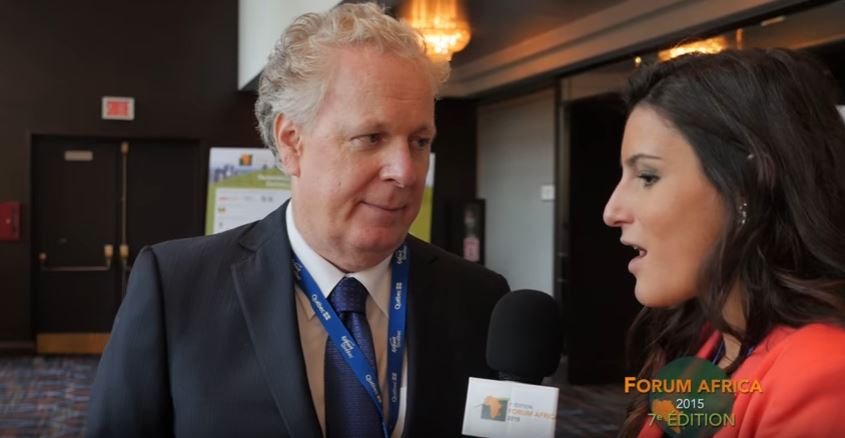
left=638, top=323, right=845, bottom=438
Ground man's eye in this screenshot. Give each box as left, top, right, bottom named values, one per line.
left=637, top=173, right=659, bottom=187
left=412, top=138, right=432, bottom=149
left=353, top=133, right=383, bottom=146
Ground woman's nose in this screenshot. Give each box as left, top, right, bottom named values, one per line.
left=603, top=182, right=630, bottom=227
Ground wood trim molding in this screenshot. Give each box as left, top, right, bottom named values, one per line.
left=36, top=333, right=110, bottom=354
left=443, top=0, right=808, bottom=97
left=0, top=341, right=36, bottom=354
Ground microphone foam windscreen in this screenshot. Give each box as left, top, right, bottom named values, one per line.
left=486, top=289, right=562, bottom=380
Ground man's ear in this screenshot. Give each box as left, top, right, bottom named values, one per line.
left=273, top=113, right=303, bottom=177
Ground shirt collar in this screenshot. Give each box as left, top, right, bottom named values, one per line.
left=287, top=200, right=392, bottom=319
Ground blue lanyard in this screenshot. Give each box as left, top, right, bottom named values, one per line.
left=292, top=244, right=409, bottom=438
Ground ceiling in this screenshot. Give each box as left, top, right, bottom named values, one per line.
left=347, top=0, right=627, bottom=67
left=448, top=0, right=628, bottom=67
left=339, top=0, right=845, bottom=97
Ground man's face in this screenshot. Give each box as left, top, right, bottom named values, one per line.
left=277, top=46, right=435, bottom=271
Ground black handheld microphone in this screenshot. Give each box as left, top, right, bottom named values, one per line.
left=486, top=289, right=563, bottom=385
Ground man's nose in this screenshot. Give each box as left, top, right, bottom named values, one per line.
left=380, top=141, right=420, bottom=188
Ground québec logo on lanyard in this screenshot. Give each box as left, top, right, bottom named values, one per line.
left=292, top=243, right=410, bottom=438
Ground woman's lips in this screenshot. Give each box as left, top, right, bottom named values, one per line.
left=628, top=248, right=647, bottom=273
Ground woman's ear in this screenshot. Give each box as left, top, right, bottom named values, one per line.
left=273, top=113, right=303, bottom=176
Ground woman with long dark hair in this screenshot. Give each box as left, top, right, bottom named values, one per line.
left=603, top=48, right=845, bottom=437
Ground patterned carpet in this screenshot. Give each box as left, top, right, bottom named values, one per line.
left=0, top=356, right=97, bottom=438
left=554, top=382, right=628, bottom=437
left=0, top=355, right=628, bottom=437
left=548, top=357, right=629, bottom=437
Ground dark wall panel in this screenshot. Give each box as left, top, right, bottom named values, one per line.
left=431, top=99, right=478, bottom=254
left=808, top=41, right=845, bottom=104
left=0, top=1, right=259, bottom=343
left=566, top=93, right=641, bottom=384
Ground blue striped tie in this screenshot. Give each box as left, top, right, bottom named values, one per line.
left=325, top=277, right=383, bottom=438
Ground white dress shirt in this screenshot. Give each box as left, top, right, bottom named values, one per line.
left=286, top=202, right=407, bottom=437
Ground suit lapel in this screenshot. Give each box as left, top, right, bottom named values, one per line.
left=231, top=203, right=322, bottom=438
left=402, top=237, right=437, bottom=436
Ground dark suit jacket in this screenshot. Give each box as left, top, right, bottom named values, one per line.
left=85, top=203, right=509, bottom=437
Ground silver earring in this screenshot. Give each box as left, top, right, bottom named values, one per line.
left=739, top=202, right=748, bottom=226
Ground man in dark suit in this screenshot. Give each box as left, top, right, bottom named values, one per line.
left=86, top=3, right=509, bottom=437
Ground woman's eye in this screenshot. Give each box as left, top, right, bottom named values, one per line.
left=637, top=173, right=659, bottom=187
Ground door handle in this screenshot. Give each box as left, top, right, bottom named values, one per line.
left=38, top=244, right=114, bottom=272
left=120, top=243, right=132, bottom=271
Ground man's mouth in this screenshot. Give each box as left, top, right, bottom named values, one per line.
left=362, top=201, right=405, bottom=212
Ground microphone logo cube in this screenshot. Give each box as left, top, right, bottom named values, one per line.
left=463, top=377, right=558, bottom=437
left=481, top=396, right=509, bottom=421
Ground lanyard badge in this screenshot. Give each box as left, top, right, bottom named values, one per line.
left=293, top=244, right=409, bottom=437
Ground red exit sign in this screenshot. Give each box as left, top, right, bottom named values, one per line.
left=102, top=96, right=135, bottom=120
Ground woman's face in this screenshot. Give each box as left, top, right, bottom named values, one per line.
left=603, top=105, right=726, bottom=307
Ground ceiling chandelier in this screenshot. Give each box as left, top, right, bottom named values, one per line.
left=400, top=0, right=471, bottom=62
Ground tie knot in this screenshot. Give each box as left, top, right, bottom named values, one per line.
left=329, top=277, right=368, bottom=315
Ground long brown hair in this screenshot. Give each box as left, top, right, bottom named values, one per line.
left=618, top=48, right=845, bottom=437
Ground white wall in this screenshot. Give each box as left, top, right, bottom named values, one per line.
left=477, top=89, right=556, bottom=294
left=238, top=0, right=338, bottom=89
